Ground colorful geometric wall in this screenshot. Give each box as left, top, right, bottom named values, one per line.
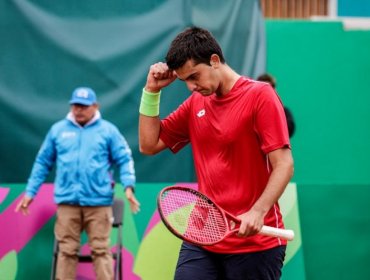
left=0, top=183, right=304, bottom=280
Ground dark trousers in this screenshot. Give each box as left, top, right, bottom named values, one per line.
left=174, top=242, right=286, bottom=280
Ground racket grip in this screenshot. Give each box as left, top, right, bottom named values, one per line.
left=260, top=226, right=295, bottom=241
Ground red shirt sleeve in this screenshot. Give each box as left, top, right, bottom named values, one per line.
left=253, top=84, right=291, bottom=154
left=159, top=96, right=192, bottom=153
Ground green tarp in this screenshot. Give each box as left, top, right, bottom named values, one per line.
left=0, top=0, right=265, bottom=183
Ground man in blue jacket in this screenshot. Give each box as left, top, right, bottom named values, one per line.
left=15, top=87, right=140, bottom=280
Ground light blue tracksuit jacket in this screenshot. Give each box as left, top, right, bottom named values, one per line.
left=25, top=111, right=135, bottom=206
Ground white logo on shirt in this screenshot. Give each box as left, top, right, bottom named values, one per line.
left=61, top=131, right=76, bottom=138
left=197, top=109, right=206, bottom=117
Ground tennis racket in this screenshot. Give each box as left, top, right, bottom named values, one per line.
left=157, top=185, right=294, bottom=246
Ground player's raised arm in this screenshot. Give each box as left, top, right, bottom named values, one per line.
left=139, top=62, right=176, bottom=155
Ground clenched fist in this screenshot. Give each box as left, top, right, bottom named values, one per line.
left=145, top=62, right=177, bottom=93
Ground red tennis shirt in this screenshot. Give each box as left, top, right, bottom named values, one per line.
left=159, top=77, right=291, bottom=253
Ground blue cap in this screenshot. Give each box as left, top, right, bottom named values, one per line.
left=69, top=87, right=97, bottom=106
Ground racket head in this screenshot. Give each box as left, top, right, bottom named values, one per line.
left=157, top=185, right=228, bottom=246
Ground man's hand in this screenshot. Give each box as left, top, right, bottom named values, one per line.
left=235, top=208, right=266, bottom=237
left=125, top=187, right=141, bottom=214
left=145, top=62, right=177, bottom=93
left=15, top=195, right=33, bottom=215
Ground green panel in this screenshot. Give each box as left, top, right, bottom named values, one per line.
left=16, top=217, right=55, bottom=280
left=0, top=184, right=24, bottom=213
left=113, top=185, right=141, bottom=256
left=298, top=184, right=370, bottom=280
left=279, top=183, right=304, bottom=266
left=0, top=251, right=17, bottom=280
left=266, top=20, right=370, bottom=185
left=1, top=183, right=307, bottom=279
left=279, top=183, right=306, bottom=279
left=133, top=183, right=171, bottom=238
left=134, top=222, right=182, bottom=280
left=266, top=21, right=370, bottom=280
left=282, top=249, right=306, bottom=280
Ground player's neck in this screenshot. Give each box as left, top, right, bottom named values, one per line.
left=217, top=66, right=241, bottom=97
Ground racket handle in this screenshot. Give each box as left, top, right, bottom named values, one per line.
left=260, top=226, right=295, bottom=241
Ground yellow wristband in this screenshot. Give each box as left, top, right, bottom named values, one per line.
left=139, top=88, right=161, bottom=117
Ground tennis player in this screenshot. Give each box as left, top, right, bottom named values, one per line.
left=138, top=27, right=294, bottom=279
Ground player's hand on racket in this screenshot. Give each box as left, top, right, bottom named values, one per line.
left=236, top=208, right=265, bottom=237
left=125, top=187, right=141, bottom=214
left=145, top=62, right=177, bottom=93
left=15, top=195, right=33, bottom=215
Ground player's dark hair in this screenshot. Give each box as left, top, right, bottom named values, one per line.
left=165, top=26, right=225, bottom=70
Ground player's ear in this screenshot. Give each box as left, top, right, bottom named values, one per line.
left=210, top=54, right=220, bottom=68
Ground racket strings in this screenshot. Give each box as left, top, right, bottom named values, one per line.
left=160, top=190, right=226, bottom=244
